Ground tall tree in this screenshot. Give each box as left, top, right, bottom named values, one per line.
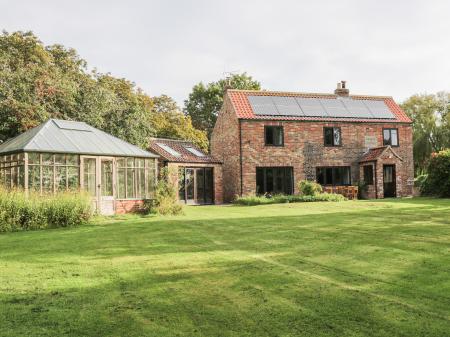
left=0, top=31, right=207, bottom=151
left=401, top=92, right=450, bottom=174
left=152, top=95, right=208, bottom=151
left=184, top=73, right=261, bottom=136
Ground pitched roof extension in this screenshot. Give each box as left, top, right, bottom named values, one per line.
left=359, top=146, right=403, bottom=163
left=0, top=119, right=158, bottom=158
left=149, top=138, right=221, bottom=164
left=227, top=89, right=412, bottom=123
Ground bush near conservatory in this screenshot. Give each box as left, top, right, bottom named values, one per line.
left=0, top=189, right=92, bottom=232
left=420, top=149, right=450, bottom=197
left=144, top=168, right=183, bottom=215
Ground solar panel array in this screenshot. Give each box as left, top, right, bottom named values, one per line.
left=247, top=95, right=395, bottom=119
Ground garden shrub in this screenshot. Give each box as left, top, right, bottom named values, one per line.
left=421, top=149, right=450, bottom=197
left=414, top=174, right=428, bottom=188
left=234, top=192, right=346, bottom=206
left=0, top=189, right=92, bottom=232
left=148, top=168, right=184, bottom=216
left=298, top=180, right=323, bottom=196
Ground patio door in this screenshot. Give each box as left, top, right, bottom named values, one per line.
left=185, top=168, right=195, bottom=204
left=383, top=165, right=396, bottom=198
left=82, top=157, right=115, bottom=215
left=100, top=159, right=114, bottom=215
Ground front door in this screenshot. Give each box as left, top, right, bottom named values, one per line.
left=383, top=165, right=396, bottom=198
left=100, top=159, right=114, bottom=215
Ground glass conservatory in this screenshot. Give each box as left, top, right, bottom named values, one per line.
left=0, top=119, right=159, bottom=214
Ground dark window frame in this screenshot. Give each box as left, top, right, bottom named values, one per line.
left=178, top=166, right=215, bottom=204
left=256, top=166, right=294, bottom=195
left=316, top=166, right=352, bottom=186
left=363, top=165, right=374, bottom=185
left=264, top=125, right=284, bottom=147
left=382, top=128, right=399, bottom=147
left=323, top=127, right=342, bottom=147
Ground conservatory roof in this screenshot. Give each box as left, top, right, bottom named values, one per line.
left=0, top=119, right=158, bottom=158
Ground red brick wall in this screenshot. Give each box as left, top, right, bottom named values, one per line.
left=212, top=103, right=414, bottom=201
left=211, top=95, right=241, bottom=201
left=115, top=199, right=144, bottom=214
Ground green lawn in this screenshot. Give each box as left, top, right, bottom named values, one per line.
left=1, top=198, right=450, bottom=337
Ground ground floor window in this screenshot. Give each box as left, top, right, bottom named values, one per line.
left=178, top=167, right=214, bottom=204
left=256, top=167, right=293, bottom=195
left=316, top=166, right=351, bottom=186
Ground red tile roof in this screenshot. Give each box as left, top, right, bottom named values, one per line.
left=359, top=146, right=403, bottom=163
left=149, top=138, right=221, bottom=164
left=359, top=146, right=388, bottom=162
left=227, top=90, right=412, bottom=123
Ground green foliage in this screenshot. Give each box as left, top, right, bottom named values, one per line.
left=184, top=73, right=261, bottom=136
left=356, top=180, right=369, bottom=199
left=150, top=168, right=184, bottom=215
left=234, top=193, right=346, bottom=206
left=297, top=180, right=323, bottom=196
left=0, top=31, right=206, bottom=150
left=152, top=95, right=208, bottom=151
left=414, top=174, right=428, bottom=188
left=401, top=93, right=450, bottom=174
left=420, top=149, right=450, bottom=197
left=0, top=189, right=92, bottom=232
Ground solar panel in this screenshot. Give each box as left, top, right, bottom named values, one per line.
left=184, top=146, right=205, bottom=157
left=319, top=99, right=348, bottom=117
left=156, top=143, right=181, bottom=157
left=247, top=94, right=395, bottom=120
left=296, top=98, right=328, bottom=117
left=340, top=98, right=374, bottom=118
left=53, top=120, right=92, bottom=132
left=363, top=100, right=395, bottom=119
left=248, top=96, right=278, bottom=115
left=270, top=96, right=304, bottom=116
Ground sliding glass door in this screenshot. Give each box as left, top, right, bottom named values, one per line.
left=178, top=167, right=214, bottom=204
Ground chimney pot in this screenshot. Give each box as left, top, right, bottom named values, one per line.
left=334, top=80, right=349, bottom=97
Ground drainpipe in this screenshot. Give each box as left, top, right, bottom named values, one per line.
left=239, top=120, right=243, bottom=196
left=373, top=161, right=378, bottom=199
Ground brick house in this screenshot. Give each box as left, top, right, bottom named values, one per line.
left=149, top=138, right=223, bottom=204
left=211, top=82, right=414, bottom=201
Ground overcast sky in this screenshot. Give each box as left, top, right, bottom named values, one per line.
left=1, top=0, right=449, bottom=106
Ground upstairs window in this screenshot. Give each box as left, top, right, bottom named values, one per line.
left=324, top=127, right=341, bottom=146
left=265, top=126, right=284, bottom=146
left=383, top=128, right=399, bottom=147
left=316, top=166, right=351, bottom=185
left=363, top=165, right=374, bottom=185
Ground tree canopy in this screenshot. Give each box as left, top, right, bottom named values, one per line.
left=183, top=73, right=261, bottom=136
left=401, top=93, right=450, bottom=174
left=0, top=31, right=206, bottom=149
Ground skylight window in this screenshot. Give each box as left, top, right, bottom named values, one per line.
left=184, top=147, right=205, bottom=157
left=53, top=120, right=92, bottom=132
left=157, top=143, right=181, bottom=157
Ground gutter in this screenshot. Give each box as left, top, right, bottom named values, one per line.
left=239, top=119, right=243, bottom=196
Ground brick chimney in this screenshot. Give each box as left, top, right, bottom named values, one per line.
left=334, top=80, right=349, bottom=97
